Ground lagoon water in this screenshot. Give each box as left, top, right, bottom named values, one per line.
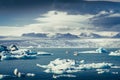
left=0, top=48, right=120, bottom=80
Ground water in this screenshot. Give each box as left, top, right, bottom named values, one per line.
left=0, top=48, right=120, bottom=80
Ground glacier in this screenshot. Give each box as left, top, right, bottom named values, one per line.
left=1, top=39, right=120, bottom=48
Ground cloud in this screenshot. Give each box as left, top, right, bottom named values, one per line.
left=0, top=10, right=120, bottom=36
left=0, top=10, right=95, bottom=36
left=32, top=11, right=95, bottom=33
left=90, top=10, right=120, bottom=31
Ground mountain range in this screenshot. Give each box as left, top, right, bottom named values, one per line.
left=0, top=32, right=120, bottom=40
left=21, top=32, right=119, bottom=39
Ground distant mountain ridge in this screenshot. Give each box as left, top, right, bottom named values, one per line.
left=22, top=33, right=48, bottom=38
left=79, top=33, right=102, bottom=38
left=51, top=33, right=79, bottom=39
left=1, top=32, right=120, bottom=40
left=21, top=32, right=105, bottom=39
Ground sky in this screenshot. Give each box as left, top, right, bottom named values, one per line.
left=0, top=0, right=120, bottom=36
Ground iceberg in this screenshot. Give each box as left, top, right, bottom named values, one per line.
left=78, top=47, right=109, bottom=54
left=36, top=58, right=114, bottom=75
left=96, top=47, right=108, bottom=53
left=109, top=50, right=120, bottom=56
left=37, top=51, right=53, bottom=56
left=0, top=45, right=37, bottom=60
left=14, top=68, right=35, bottom=77
left=0, top=51, right=36, bottom=60
left=0, top=44, right=54, bottom=60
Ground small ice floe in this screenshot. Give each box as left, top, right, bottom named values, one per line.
left=111, top=66, right=120, bottom=68
left=96, top=69, right=110, bottom=74
left=26, top=73, right=35, bottom=77
left=78, top=51, right=98, bottom=54
left=37, top=51, right=53, bottom=56
left=109, top=50, right=120, bottom=56
left=36, top=58, right=114, bottom=75
left=78, top=47, right=108, bottom=54
left=53, top=74, right=76, bottom=79
left=14, top=68, right=35, bottom=78
left=96, top=47, right=108, bottom=53
left=0, top=74, right=16, bottom=79
left=112, top=72, right=119, bottom=74
left=0, top=74, right=10, bottom=79
left=14, top=68, right=25, bottom=77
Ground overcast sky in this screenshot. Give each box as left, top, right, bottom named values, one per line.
left=0, top=0, right=120, bottom=36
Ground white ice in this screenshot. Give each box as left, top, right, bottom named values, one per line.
left=53, top=74, right=76, bottom=79
left=37, top=51, right=53, bottom=55
left=109, top=50, right=120, bottom=56
left=78, top=47, right=108, bottom=54
left=14, top=68, right=35, bottom=77
left=36, top=58, right=114, bottom=74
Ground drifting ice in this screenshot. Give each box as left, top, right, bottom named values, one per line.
left=14, top=68, right=35, bottom=77
left=78, top=47, right=108, bottom=54
left=109, top=50, right=120, bottom=56
left=36, top=58, right=114, bottom=74
left=0, top=44, right=54, bottom=60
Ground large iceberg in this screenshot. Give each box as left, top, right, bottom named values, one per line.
left=109, top=50, right=120, bottom=56
left=0, top=45, right=37, bottom=60
left=36, top=58, right=114, bottom=75
left=0, top=44, right=54, bottom=60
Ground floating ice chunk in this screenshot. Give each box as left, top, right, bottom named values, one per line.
left=14, top=68, right=25, bottom=77
left=11, top=49, right=37, bottom=55
left=37, top=58, right=114, bottom=75
left=17, top=72, right=25, bottom=78
left=80, top=60, right=85, bottom=64
left=26, top=73, right=35, bottom=77
left=53, top=74, right=76, bottom=79
left=96, top=69, right=110, bottom=74
left=0, top=74, right=15, bottom=79
left=1, top=53, right=36, bottom=60
left=13, top=68, right=35, bottom=78
left=0, top=74, right=4, bottom=79
left=14, top=68, right=18, bottom=76
left=96, top=47, right=108, bottom=53
left=78, top=48, right=108, bottom=54
left=112, top=72, right=119, bottom=74
left=78, top=51, right=98, bottom=54
left=37, top=51, right=53, bottom=56
left=109, top=50, right=120, bottom=56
